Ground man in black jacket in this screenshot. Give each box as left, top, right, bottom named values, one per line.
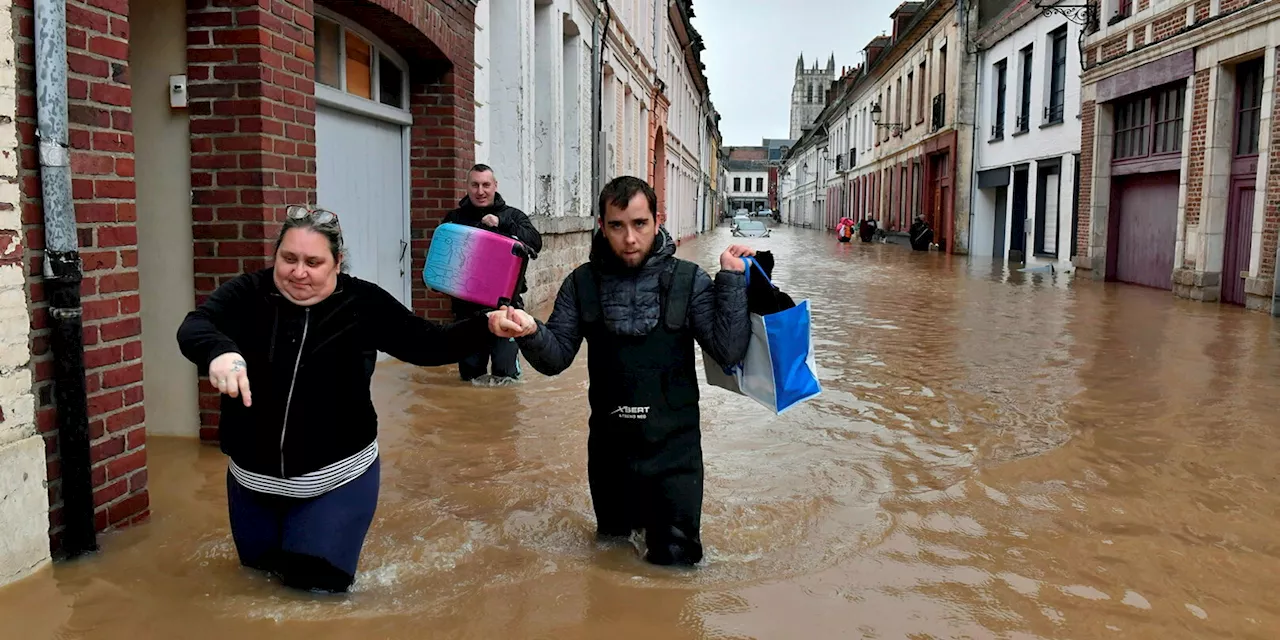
left=442, top=164, right=543, bottom=383
left=513, top=176, right=754, bottom=567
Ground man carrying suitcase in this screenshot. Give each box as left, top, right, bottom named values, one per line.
left=444, top=164, right=543, bottom=384
left=508, top=175, right=754, bottom=567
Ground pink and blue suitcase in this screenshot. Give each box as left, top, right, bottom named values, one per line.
left=422, top=222, right=532, bottom=308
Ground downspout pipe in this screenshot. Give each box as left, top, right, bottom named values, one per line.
left=592, top=2, right=612, bottom=202
left=36, top=0, right=97, bottom=556
left=1272, top=239, right=1279, bottom=316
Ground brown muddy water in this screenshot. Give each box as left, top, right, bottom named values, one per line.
left=3, top=226, right=1280, bottom=639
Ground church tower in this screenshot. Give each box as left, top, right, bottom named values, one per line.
left=789, top=53, right=837, bottom=140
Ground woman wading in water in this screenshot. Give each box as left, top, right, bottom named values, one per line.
left=177, top=206, right=535, bottom=593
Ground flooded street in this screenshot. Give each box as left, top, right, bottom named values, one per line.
left=3, top=225, right=1280, bottom=639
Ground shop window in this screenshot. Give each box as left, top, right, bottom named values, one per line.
left=1113, top=83, right=1185, bottom=161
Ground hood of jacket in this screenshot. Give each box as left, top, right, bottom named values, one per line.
left=587, top=225, right=677, bottom=336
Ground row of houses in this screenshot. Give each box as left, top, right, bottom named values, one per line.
left=779, top=0, right=1280, bottom=317
left=0, top=0, right=724, bottom=587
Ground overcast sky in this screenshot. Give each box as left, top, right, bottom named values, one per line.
left=690, top=0, right=904, bottom=146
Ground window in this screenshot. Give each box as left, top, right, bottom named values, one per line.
left=1046, top=27, right=1067, bottom=124
left=1018, top=46, right=1033, bottom=133
left=1114, top=84, right=1185, bottom=161
left=917, top=61, right=927, bottom=123
left=313, top=15, right=407, bottom=109
left=1115, top=0, right=1133, bottom=20
left=756, top=177, right=764, bottom=191
left=807, top=84, right=813, bottom=104
left=938, top=45, right=947, bottom=96
left=316, top=18, right=342, bottom=88
left=895, top=77, right=903, bottom=133
left=734, top=177, right=741, bottom=191
left=993, top=59, right=1007, bottom=139
left=1236, top=59, right=1264, bottom=157
left=884, top=86, right=892, bottom=141
left=906, top=72, right=914, bottom=128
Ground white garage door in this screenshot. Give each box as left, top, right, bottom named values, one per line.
left=316, top=105, right=410, bottom=306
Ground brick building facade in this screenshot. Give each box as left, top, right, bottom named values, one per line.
left=1077, top=0, right=1280, bottom=314
left=14, top=0, right=480, bottom=557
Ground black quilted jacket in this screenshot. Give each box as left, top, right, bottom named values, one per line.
left=516, top=226, right=750, bottom=375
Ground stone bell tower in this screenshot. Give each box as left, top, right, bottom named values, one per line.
left=789, top=52, right=836, bottom=139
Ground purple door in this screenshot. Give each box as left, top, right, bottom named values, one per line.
left=1222, top=179, right=1256, bottom=305
left=1112, top=172, right=1179, bottom=290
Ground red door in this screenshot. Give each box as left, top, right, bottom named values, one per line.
left=1223, top=59, right=1263, bottom=305
left=1111, top=172, right=1179, bottom=290
left=929, top=152, right=952, bottom=251
left=1222, top=179, right=1255, bottom=305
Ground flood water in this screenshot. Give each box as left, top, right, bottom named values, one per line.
left=3, top=225, right=1280, bottom=639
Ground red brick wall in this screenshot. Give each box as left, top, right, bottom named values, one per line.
left=1221, top=0, right=1256, bottom=12
left=1183, top=70, right=1211, bottom=232
left=186, top=0, right=318, bottom=439
left=1152, top=8, right=1186, bottom=41
left=15, top=0, right=149, bottom=550
left=1077, top=101, right=1096, bottom=259
left=1139, top=0, right=1150, bottom=11
left=1102, top=36, right=1128, bottom=62
left=1195, top=0, right=1210, bottom=22
left=184, top=0, right=477, bottom=438
left=409, top=68, right=477, bottom=321
left=1263, top=52, right=1280, bottom=283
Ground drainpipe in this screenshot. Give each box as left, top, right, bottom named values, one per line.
left=1273, top=240, right=1280, bottom=316
left=592, top=1, right=612, bottom=201
left=963, top=0, right=981, bottom=256
left=36, top=0, right=97, bottom=556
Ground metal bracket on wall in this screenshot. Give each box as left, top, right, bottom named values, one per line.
left=1034, top=1, right=1100, bottom=71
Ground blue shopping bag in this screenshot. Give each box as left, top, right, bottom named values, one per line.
left=703, top=257, right=821, bottom=414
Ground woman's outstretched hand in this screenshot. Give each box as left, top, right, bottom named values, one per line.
left=209, top=352, right=252, bottom=407
left=488, top=306, right=537, bottom=338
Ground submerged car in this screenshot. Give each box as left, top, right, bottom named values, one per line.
left=732, top=219, right=771, bottom=238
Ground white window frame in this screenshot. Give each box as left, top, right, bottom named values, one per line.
left=314, top=7, right=412, bottom=126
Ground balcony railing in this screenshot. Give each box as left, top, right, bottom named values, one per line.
left=1044, top=102, right=1065, bottom=124
left=1016, top=113, right=1029, bottom=133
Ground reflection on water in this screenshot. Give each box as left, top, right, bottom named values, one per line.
left=3, top=226, right=1279, bottom=639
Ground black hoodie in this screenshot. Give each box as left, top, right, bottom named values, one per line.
left=442, top=193, right=543, bottom=317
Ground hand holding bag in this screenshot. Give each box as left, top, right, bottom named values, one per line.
left=703, top=256, right=821, bottom=415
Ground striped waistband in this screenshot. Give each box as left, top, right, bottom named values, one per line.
left=229, top=440, right=379, bottom=499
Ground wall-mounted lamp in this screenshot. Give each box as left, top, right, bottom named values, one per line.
left=870, top=102, right=902, bottom=136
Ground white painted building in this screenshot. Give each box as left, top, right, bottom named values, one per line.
left=658, top=0, right=712, bottom=241
left=474, top=0, right=719, bottom=248
left=780, top=138, right=827, bottom=228
left=970, top=3, right=1082, bottom=266
left=473, top=0, right=597, bottom=218
left=725, top=167, right=770, bottom=212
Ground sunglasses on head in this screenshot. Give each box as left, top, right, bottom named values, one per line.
left=286, top=205, right=339, bottom=226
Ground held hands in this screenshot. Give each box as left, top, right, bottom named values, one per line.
left=481, top=214, right=500, bottom=228
left=487, top=306, right=537, bottom=338
left=719, top=244, right=757, bottom=272
left=209, top=352, right=252, bottom=407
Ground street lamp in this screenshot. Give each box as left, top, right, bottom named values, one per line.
left=870, top=102, right=903, bottom=136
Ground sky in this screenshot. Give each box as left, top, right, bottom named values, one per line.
left=690, top=0, right=904, bottom=146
